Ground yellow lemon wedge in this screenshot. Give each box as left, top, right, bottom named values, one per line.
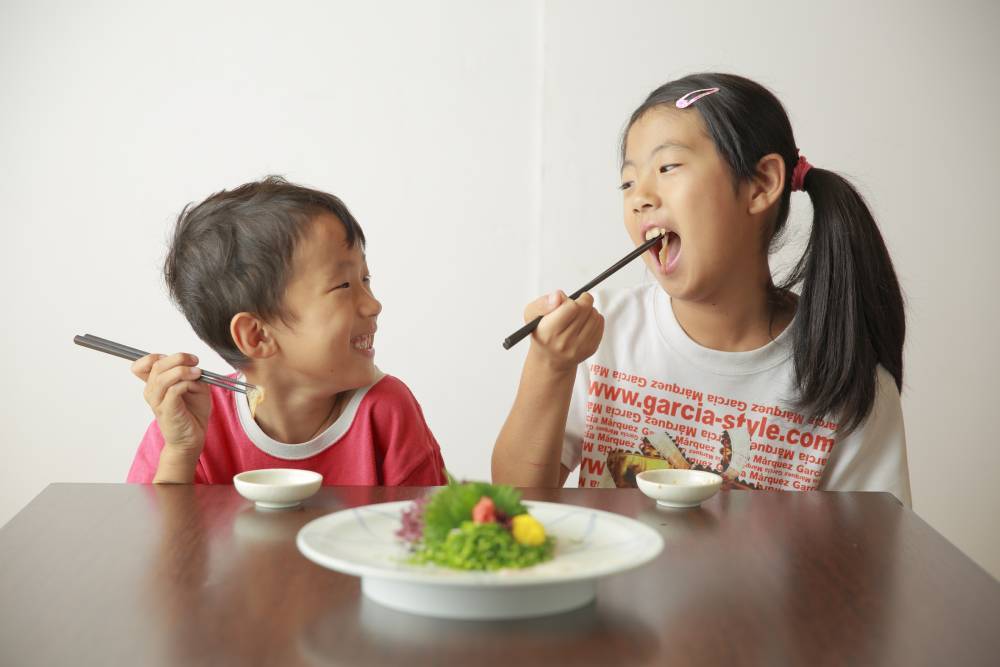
left=510, top=514, right=546, bottom=546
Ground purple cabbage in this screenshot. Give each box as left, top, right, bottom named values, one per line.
left=395, top=496, right=429, bottom=543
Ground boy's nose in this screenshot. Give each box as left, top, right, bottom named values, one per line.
left=360, top=292, right=382, bottom=317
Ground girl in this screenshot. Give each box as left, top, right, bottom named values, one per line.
left=492, top=73, right=910, bottom=506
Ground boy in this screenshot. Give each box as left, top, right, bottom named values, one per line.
left=127, top=176, right=446, bottom=485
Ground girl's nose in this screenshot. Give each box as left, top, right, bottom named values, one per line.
left=631, top=173, right=661, bottom=213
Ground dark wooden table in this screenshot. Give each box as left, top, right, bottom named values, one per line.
left=1, top=484, right=998, bottom=666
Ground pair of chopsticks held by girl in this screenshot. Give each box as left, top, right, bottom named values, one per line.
left=125, top=73, right=910, bottom=506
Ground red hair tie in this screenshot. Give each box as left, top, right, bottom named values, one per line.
left=791, top=152, right=813, bottom=192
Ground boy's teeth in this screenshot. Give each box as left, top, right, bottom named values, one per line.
left=353, top=335, right=373, bottom=350
left=644, top=228, right=667, bottom=241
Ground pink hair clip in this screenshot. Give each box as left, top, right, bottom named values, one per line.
left=675, top=87, right=720, bottom=109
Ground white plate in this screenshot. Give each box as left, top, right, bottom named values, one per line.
left=296, top=500, right=664, bottom=619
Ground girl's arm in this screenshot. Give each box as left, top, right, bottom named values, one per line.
left=492, top=291, right=604, bottom=487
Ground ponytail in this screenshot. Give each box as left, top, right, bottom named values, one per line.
left=781, top=168, right=905, bottom=433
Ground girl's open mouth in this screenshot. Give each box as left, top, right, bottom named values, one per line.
left=645, top=228, right=681, bottom=273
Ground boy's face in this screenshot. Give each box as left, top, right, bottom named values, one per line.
left=269, top=213, right=381, bottom=393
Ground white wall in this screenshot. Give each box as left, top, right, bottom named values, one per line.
left=539, top=0, right=1000, bottom=578
left=2, top=1, right=998, bottom=578
left=0, top=0, right=538, bottom=516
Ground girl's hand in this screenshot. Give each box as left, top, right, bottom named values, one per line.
left=524, top=290, right=605, bottom=373
left=131, top=353, right=212, bottom=458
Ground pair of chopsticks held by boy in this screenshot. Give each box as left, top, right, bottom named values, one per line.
left=110, top=73, right=911, bottom=506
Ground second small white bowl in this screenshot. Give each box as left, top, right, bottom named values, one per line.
left=636, top=469, right=722, bottom=509
left=233, top=469, right=323, bottom=510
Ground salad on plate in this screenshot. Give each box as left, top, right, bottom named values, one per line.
left=395, top=475, right=555, bottom=571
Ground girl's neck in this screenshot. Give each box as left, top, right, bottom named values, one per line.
left=242, top=370, right=353, bottom=443
left=669, top=279, right=794, bottom=353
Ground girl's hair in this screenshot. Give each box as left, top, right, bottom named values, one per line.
left=164, top=175, right=366, bottom=368
left=622, top=73, right=904, bottom=434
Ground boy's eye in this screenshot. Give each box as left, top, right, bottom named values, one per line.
left=363, top=274, right=372, bottom=284
left=619, top=181, right=634, bottom=191
left=330, top=282, right=350, bottom=292
left=659, top=164, right=678, bottom=173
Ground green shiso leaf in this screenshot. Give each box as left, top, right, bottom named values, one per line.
left=421, top=474, right=528, bottom=545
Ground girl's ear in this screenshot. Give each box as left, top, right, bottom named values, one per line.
left=747, top=153, right=786, bottom=216
left=230, top=312, right=278, bottom=361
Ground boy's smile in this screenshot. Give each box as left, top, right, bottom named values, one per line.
left=351, top=333, right=375, bottom=357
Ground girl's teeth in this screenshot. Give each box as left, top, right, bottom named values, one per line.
left=644, top=228, right=667, bottom=241
left=353, top=335, right=373, bottom=350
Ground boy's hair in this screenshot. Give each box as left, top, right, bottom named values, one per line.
left=622, top=73, right=905, bottom=434
left=164, top=175, right=366, bottom=368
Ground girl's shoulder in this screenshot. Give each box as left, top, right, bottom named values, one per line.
left=590, top=284, right=667, bottom=358
left=592, top=283, right=658, bottom=315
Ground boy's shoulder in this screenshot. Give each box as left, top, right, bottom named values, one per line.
left=362, top=373, right=423, bottom=413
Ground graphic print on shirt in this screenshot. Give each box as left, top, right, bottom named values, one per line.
left=578, top=362, right=839, bottom=490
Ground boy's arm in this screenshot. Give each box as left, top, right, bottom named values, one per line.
left=492, top=291, right=603, bottom=488
left=127, top=420, right=205, bottom=484
left=128, top=353, right=212, bottom=484
left=153, top=448, right=202, bottom=484
left=372, top=378, right=447, bottom=486
left=394, top=446, right=447, bottom=486
left=127, top=421, right=165, bottom=483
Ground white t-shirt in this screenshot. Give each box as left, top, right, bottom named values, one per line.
left=561, top=284, right=912, bottom=507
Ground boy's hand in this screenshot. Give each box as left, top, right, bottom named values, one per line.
left=131, top=353, right=212, bottom=459
left=524, top=291, right=605, bottom=373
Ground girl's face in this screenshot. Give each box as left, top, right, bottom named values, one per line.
left=621, top=106, right=761, bottom=302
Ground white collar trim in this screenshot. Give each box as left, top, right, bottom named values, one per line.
left=233, top=371, right=385, bottom=460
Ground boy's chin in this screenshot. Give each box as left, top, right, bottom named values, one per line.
left=345, top=363, right=379, bottom=389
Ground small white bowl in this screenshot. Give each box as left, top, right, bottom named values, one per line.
left=636, top=469, right=722, bottom=509
left=233, top=469, right=323, bottom=510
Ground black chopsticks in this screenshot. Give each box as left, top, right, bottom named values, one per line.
left=502, top=232, right=664, bottom=349
left=73, top=334, right=256, bottom=395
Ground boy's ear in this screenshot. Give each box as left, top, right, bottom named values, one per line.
left=230, top=312, right=278, bottom=360
left=747, top=153, right=786, bottom=216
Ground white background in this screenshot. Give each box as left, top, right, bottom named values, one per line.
left=2, top=1, right=998, bottom=578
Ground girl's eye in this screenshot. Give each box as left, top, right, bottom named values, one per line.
left=330, top=282, right=350, bottom=292
left=659, top=164, right=678, bottom=174
left=363, top=275, right=372, bottom=284
left=619, top=181, right=634, bottom=191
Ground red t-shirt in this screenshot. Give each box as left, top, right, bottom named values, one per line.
left=127, top=374, right=446, bottom=486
